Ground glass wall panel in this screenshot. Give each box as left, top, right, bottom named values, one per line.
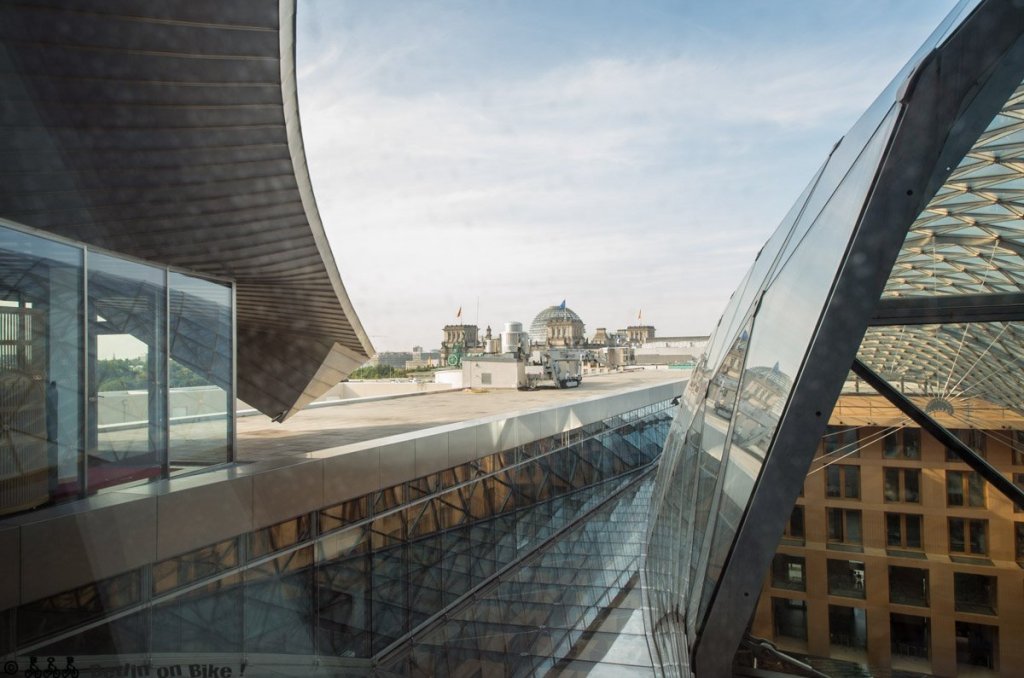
left=88, top=252, right=167, bottom=490
left=168, top=272, right=232, bottom=466
left=691, top=103, right=902, bottom=631
left=0, top=224, right=83, bottom=513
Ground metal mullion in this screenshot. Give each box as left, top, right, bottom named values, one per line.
left=80, top=246, right=89, bottom=498
left=852, top=358, right=1024, bottom=509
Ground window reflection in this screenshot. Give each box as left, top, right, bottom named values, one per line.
left=0, top=225, right=83, bottom=513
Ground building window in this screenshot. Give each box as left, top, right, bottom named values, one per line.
left=891, top=613, right=930, bottom=660
left=1012, top=430, right=1024, bottom=465
left=889, top=566, right=928, bottom=607
left=886, top=513, right=923, bottom=550
left=946, top=471, right=985, bottom=508
left=829, top=605, right=867, bottom=650
left=822, top=426, right=859, bottom=458
left=481, top=372, right=492, bottom=385
left=954, top=573, right=997, bottom=615
left=826, top=508, right=862, bottom=546
left=1015, top=474, right=1024, bottom=514
left=826, top=464, right=860, bottom=499
left=949, top=518, right=987, bottom=555
left=955, top=622, right=997, bottom=670
left=772, top=597, right=808, bottom=641
left=1016, top=523, right=1024, bottom=563
left=771, top=554, right=805, bottom=591
left=884, top=468, right=921, bottom=503
left=827, top=559, right=865, bottom=599
left=782, top=505, right=805, bottom=544
left=945, top=428, right=986, bottom=462
left=884, top=428, right=920, bottom=459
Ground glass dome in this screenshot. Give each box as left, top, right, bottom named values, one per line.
left=529, top=304, right=584, bottom=343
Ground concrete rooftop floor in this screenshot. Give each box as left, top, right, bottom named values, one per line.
left=237, top=369, right=685, bottom=462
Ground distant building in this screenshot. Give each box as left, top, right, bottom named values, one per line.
left=529, top=304, right=586, bottom=348
left=626, top=325, right=656, bottom=345
left=441, top=324, right=482, bottom=365
left=406, top=346, right=442, bottom=370
left=368, top=351, right=414, bottom=370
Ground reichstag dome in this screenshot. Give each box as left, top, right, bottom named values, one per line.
left=528, top=303, right=585, bottom=343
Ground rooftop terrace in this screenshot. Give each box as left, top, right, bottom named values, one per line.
left=237, top=369, right=685, bottom=462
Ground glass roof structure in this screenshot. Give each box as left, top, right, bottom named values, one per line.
left=643, top=1, right=1024, bottom=674
left=860, top=79, right=1024, bottom=413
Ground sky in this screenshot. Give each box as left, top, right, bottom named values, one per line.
left=296, top=1, right=963, bottom=353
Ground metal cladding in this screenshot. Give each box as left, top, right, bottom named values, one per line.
left=0, top=0, right=373, bottom=420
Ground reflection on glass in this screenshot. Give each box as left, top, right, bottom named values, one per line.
left=693, top=103, right=902, bottom=632
left=0, top=224, right=83, bottom=513
left=168, top=272, right=232, bottom=466
left=88, top=252, right=166, bottom=490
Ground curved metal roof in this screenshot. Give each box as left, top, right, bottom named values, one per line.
left=0, top=0, right=373, bottom=420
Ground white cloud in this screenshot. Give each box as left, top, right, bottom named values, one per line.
left=297, top=10, right=946, bottom=351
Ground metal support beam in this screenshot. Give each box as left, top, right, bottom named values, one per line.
left=869, top=292, right=1024, bottom=326
left=851, top=358, right=1024, bottom=510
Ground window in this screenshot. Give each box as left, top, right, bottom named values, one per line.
left=884, top=468, right=921, bottom=503
left=772, top=597, right=808, bottom=641
left=782, top=505, right=805, bottom=544
left=946, top=470, right=985, bottom=507
left=954, top=573, right=996, bottom=615
left=826, top=464, right=860, bottom=499
left=889, top=566, right=928, bottom=607
left=822, top=426, right=859, bottom=458
left=1012, top=430, right=1024, bottom=465
left=829, top=605, right=867, bottom=650
left=955, top=622, right=997, bottom=670
left=771, top=554, right=805, bottom=591
left=1015, top=474, right=1024, bottom=514
left=891, top=613, right=930, bottom=660
left=480, top=372, right=492, bottom=385
left=886, top=513, right=923, bottom=549
left=949, top=518, right=987, bottom=555
left=827, top=508, right=862, bottom=546
left=827, top=559, right=865, bottom=598
left=946, top=428, right=986, bottom=461
left=1016, top=523, right=1024, bottom=563
left=884, top=428, right=920, bottom=459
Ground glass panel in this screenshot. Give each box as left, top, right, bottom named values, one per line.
left=889, top=566, right=928, bottom=607
left=954, top=573, right=996, bottom=615
left=168, top=272, right=232, bottom=467
left=0, top=224, right=83, bottom=512
left=88, top=252, right=167, bottom=490
left=891, top=613, right=930, bottom=659
left=690, top=101, right=902, bottom=634
left=884, top=468, right=900, bottom=502
left=827, top=559, right=865, bottom=599
left=905, top=469, right=920, bottom=503
left=829, top=605, right=867, bottom=650
left=770, top=554, right=805, bottom=591
left=771, top=598, right=807, bottom=640
left=844, top=466, right=859, bottom=499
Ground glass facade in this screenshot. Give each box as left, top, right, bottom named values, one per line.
left=0, top=398, right=674, bottom=672
left=0, top=220, right=233, bottom=514
left=642, top=1, right=1024, bottom=674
